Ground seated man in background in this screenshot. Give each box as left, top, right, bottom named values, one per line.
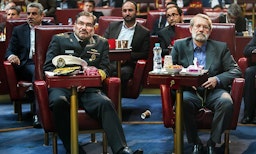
left=0, top=6, right=21, bottom=34
left=240, top=28, right=256, bottom=124
left=83, top=0, right=104, bottom=23
left=43, top=11, right=143, bottom=154
left=158, top=5, right=183, bottom=57
left=104, top=0, right=150, bottom=93
left=38, top=0, right=58, bottom=24
left=219, top=3, right=246, bottom=35
left=5, top=2, right=52, bottom=128
left=171, top=14, right=241, bottom=154
left=151, top=0, right=177, bottom=35
left=104, top=1, right=150, bottom=92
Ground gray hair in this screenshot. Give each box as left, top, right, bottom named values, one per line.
left=190, top=13, right=212, bottom=30
left=27, top=2, right=44, bottom=15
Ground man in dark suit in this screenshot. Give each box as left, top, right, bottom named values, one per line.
left=171, top=14, right=241, bottom=154
left=151, top=1, right=177, bottom=35
left=158, top=5, right=183, bottom=57
left=240, top=28, right=256, bottom=124
left=43, top=11, right=143, bottom=154
left=103, top=0, right=150, bottom=91
left=5, top=2, right=51, bottom=128
left=83, top=0, right=104, bottom=23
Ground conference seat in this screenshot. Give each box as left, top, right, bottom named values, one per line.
left=160, top=23, right=245, bottom=154
left=55, top=9, right=82, bottom=25
left=97, top=16, right=147, bottom=98
left=33, top=25, right=120, bottom=154
left=3, top=17, right=54, bottom=121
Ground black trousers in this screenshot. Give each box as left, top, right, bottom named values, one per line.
left=243, top=65, right=256, bottom=118
left=48, top=88, right=127, bottom=153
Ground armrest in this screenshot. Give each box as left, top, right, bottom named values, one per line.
left=123, top=59, right=147, bottom=99
left=3, top=61, right=19, bottom=99
left=230, top=78, right=245, bottom=129
left=238, top=57, right=249, bottom=76
left=103, top=77, right=120, bottom=110
left=34, top=80, right=55, bottom=131
left=160, top=84, right=175, bottom=128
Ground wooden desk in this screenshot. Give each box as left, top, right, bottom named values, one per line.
left=147, top=71, right=208, bottom=154
left=109, top=49, right=131, bottom=119
left=46, top=74, right=102, bottom=154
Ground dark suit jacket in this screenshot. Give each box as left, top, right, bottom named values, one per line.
left=171, top=37, right=242, bottom=90
left=243, top=28, right=256, bottom=57
left=44, top=33, right=110, bottom=77
left=151, top=16, right=167, bottom=36
left=104, top=21, right=150, bottom=66
left=5, top=21, right=51, bottom=68
left=157, top=25, right=175, bottom=56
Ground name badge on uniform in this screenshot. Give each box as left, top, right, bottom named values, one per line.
left=65, top=50, right=74, bottom=54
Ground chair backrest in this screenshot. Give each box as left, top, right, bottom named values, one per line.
left=55, top=9, right=82, bottom=25
left=97, top=16, right=147, bottom=36
left=146, top=10, right=165, bottom=32
left=95, top=7, right=114, bottom=16
left=34, top=25, right=73, bottom=80
left=5, top=17, right=54, bottom=45
left=110, top=7, right=122, bottom=17
left=175, top=23, right=236, bottom=58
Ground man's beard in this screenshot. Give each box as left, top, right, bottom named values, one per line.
left=124, top=15, right=136, bottom=23
left=192, top=32, right=209, bottom=42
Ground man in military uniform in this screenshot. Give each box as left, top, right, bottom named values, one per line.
left=43, top=11, right=143, bottom=154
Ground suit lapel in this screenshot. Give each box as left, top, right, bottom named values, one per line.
left=185, top=39, right=195, bottom=66
left=205, top=41, right=216, bottom=70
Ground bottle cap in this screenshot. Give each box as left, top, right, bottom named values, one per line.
left=155, top=43, right=160, bottom=47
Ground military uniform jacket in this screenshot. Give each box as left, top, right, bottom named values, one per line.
left=43, top=32, right=110, bottom=78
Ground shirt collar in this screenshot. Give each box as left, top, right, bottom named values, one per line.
left=74, top=33, right=95, bottom=44
left=193, top=41, right=207, bottom=51
left=122, top=21, right=137, bottom=29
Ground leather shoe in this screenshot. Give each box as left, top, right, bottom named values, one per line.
left=240, top=116, right=252, bottom=124
left=206, top=145, right=216, bottom=154
left=33, top=115, right=42, bottom=128
left=192, top=144, right=203, bottom=154
left=119, top=147, right=143, bottom=154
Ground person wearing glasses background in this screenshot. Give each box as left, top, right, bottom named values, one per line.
left=5, top=2, right=52, bottom=128
left=171, top=14, right=241, bottom=154
left=43, top=11, right=143, bottom=154
left=157, top=5, right=183, bottom=57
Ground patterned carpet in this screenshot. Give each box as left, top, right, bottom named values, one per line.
left=0, top=94, right=256, bottom=154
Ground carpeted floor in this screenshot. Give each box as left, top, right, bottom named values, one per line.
left=1, top=94, right=256, bottom=154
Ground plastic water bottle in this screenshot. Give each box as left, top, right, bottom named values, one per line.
left=221, top=0, right=225, bottom=8
left=68, top=17, right=73, bottom=25
left=177, top=0, right=184, bottom=8
left=153, top=43, right=162, bottom=73
left=248, top=21, right=252, bottom=36
left=245, top=18, right=249, bottom=31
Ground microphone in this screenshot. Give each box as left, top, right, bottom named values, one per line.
left=141, top=110, right=151, bottom=119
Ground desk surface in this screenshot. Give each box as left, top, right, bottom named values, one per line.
left=109, top=49, right=131, bottom=61
left=46, top=74, right=102, bottom=88
left=147, top=71, right=208, bottom=89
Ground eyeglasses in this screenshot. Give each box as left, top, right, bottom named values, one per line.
left=193, top=24, right=210, bottom=30
left=166, top=13, right=179, bottom=18
left=76, top=21, right=94, bottom=28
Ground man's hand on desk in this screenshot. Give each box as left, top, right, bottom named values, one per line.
left=77, top=86, right=86, bottom=92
